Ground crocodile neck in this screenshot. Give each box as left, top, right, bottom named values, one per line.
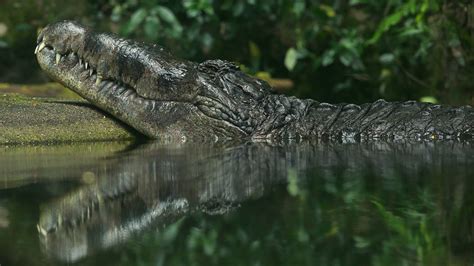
left=254, top=96, right=473, bottom=141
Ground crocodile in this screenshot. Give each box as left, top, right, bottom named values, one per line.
left=35, top=21, right=474, bottom=142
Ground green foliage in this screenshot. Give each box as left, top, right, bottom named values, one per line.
left=367, top=0, right=438, bottom=44
left=0, top=0, right=473, bottom=104
left=109, top=1, right=183, bottom=40
left=95, top=0, right=474, bottom=104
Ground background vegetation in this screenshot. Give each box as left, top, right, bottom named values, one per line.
left=0, top=0, right=473, bottom=104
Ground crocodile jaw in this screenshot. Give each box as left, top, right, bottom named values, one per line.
left=35, top=21, right=248, bottom=140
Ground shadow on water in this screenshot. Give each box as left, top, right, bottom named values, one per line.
left=0, top=140, right=473, bottom=265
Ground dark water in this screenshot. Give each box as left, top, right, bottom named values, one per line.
left=0, top=140, right=473, bottom=266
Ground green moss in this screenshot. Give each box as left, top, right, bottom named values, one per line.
left=0, top=82, right=81, bottom=99
left=0, top=94, right=139, bottom=145
left=0, top=93, right=32, bottom=103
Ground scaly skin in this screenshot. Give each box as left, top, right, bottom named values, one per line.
left=35, top=21, right=473, bottom=141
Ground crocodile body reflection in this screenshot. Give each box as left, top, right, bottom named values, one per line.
left=37, top=141, right=474, bottom=262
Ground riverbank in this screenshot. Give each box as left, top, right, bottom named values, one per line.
left=0, top=93, right=137, bottom=144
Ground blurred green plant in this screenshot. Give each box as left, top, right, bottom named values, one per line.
left=0, top=0, right=473, bottom=104
left=92, top=0, right=474, bottom=104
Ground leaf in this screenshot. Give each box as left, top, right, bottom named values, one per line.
left=354, top=236, right=371, bottom=248
left=233, top=2, right=245, bottom=17
left=368, top=11, right=403, bottom=44
left=398, top=27, right=423, bottom=37
left=144, top=16, right=160, bottom=41
left=286, top=168, right=299, bottom=196
left=201, top=33, right=213, bottom=52
left=372, top=200, right=410, bottom=239
left=284, top=48, right=299, bottom=71
left=161, top=218, right=184, bottom=244
left=339, top=52, right=353, bottom=66
left=297, top=228, right=309, bottom=242
left=419, top=96, right=438, bottom=104
left=321, top=49, right=336, bottom=66
left=154, top=6, right=182, bottom=36
left=155, top=6, right=177, bottom=25
left=0, top=23, right=8, bottom=37
left=249, top=41, right=260, bottom=60
left=255, top=71, right=271, bottom=81
left=367, top=1, right=418, bottom=45
left=111, top=6, right=123, bottom=22
left=203, top=230, right=218, bottom=255
left=319, top=4, right=336, bottom=17
left=122, top=8, right=147, bottom=36
left=379, top=53, right=395, bottom=64
left=293, top=0, right=306, bottom=16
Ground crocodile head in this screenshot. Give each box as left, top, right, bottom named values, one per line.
left=35, top=21, right=274, bottom=141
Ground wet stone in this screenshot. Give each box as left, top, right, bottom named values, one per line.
left=0, top=94, right=137, bottom=144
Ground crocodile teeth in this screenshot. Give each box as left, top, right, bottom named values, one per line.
left=79, top=58, right=83, bottom=66
left=89, top=69, right=93, bottom=76
left=35, top=42, right=46, bottom=54
left=55, top=53, right=61, bottom=64
left=37, top=224, right=47, bottom=236
left=85, top=62, right=89, bottom=69
left=96, top=74, right=102, bottom=85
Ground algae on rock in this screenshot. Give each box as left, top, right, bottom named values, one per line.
left=0, top=93, right=137, bottom=144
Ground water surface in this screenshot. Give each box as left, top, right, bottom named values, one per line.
left=0, top=140, right=473, bottom=265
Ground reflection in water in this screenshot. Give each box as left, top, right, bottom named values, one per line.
left=37, top=142, right=302, bottom=262
left=0, top=204, right=9, bottom=228
left=32, top=141, right=474, bottom=263
left=0, top=142, right=130, bottom=189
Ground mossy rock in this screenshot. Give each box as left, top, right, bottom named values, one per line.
left=0, top=82, right=81, bottom=99
left=0, top=93, right=139, bottom=145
